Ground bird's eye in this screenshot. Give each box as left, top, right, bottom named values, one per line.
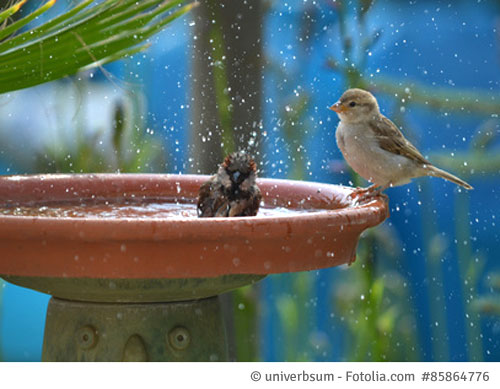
left=349, top=101, right=356, bottom=107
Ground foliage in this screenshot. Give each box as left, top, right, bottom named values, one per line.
left=474, top=273, right=500, bottom=315
left=0, top=0, right=195, bottom=94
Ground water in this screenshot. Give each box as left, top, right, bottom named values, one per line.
left=0, top=200, right=322, bottom=219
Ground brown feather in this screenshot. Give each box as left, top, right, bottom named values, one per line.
left=425, top=165, right=473, bottom=190
left=368, top=115, right=430, bottom=165
left=197, top=178, right=229, bottom=217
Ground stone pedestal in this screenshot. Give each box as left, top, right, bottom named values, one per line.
left=42, top=296, right=228, bottom=362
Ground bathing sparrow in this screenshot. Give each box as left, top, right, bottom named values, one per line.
left=329, top=88, right=472, bottom=199
left=197, top=151, right=262, bottom=217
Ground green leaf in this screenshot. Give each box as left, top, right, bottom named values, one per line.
left=0, top=0, right=27, bottom=24
left=0, top=0, right=56, bottom=42
left=0, top=0, right=95, bottom=53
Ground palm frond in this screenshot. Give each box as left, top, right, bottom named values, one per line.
left=0, top=0, right=27, bottom=25
left=0, top=0, right=195, bottom=94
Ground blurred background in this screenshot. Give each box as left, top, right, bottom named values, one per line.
left=0, top=0, right=499, bottom=361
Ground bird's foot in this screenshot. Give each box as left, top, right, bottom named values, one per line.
left=348, top=185, right=376, bottom=201
left=348, top=185, right=387, bottom=204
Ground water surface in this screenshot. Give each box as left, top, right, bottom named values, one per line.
left=0, top=200, right=322, bottom=219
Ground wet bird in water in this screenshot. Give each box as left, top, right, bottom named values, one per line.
left=197, top=151, right=262, bottom=217
left=329, top=88, right=473, bottom=200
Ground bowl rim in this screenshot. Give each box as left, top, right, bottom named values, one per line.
left=0, top=173, right=388, bottom=241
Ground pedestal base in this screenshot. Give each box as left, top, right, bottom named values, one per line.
left=42, top=296, right=228, bottom=361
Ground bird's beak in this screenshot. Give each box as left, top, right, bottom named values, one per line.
left=231, top=171, right=241, bottom=183
left=329, top=101, right=345, bottom=113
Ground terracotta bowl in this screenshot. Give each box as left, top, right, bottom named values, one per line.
left=0, top=174, right=388, bottom=302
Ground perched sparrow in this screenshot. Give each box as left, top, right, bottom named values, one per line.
left=197, top=151, right=262, bottom=217
left=329, top=88, right=472, bottom=199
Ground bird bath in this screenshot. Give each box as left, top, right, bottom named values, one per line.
left=0, top=173, right=388, bottom=361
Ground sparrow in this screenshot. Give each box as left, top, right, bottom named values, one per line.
left=329, top=88, right=473, bottom=199
left=197, top=151, right=262, bottom=217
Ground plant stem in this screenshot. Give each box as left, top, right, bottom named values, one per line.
left=454, top=191, right=484, bottom=361
left=419, top=181, right=450, bottom=361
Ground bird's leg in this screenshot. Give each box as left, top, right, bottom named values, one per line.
left=361, top=183, right=390, bottom=201
left=369, top=185, right=389, bottom=201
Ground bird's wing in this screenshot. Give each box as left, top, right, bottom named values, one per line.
left=368, top=115, right=429, bottom=165
left=228, top=186, right=262, bottom=217
left=197, top=180, right=214, bottom=217
left=251, top=186, right=263, bottom=215
left=214, top=200, right=231, bottom=217
left=197, top=178, right=228, bottom=217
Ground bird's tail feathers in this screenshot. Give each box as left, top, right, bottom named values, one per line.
left=425, top=165, right=473, bottom=190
